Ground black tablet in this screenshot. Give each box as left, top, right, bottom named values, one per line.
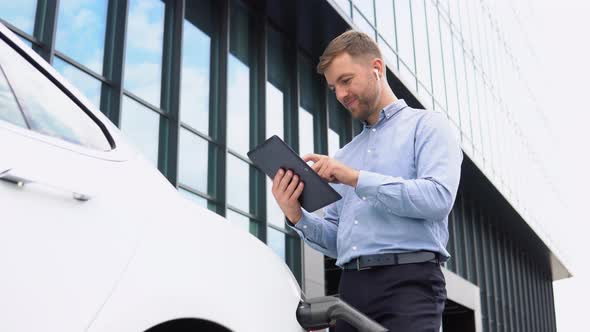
left=247, top=135, right=342, bottom=212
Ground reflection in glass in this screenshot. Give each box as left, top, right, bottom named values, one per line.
left=53, top=57, right=101, bottom=108
left=266, top=82, right=284, bottom=139
left=226, top=209, right=250, bottom=234
left=178, top=128, right=208, bottom=193
left=0, top=0, right=37, bottom=35
left=227, top=54, right=250, bottom=156
left=470, top=72, right=482, bottom=152
left=354, top=8, right=375, bottom=39
left=181, top=19, right=210, bottom=135
left=0, top=41, right=110, bottom=150
left=465, top=68, right=481, bottom=153
left=0, top=66, right=27, bottom=128
left=298, top=107, right=314, bottom=156
left=179, top=188, right=208, bottom=208
left=353, top=0, right=375, bottom=25
left=375, top=0, right=395, bottom=48
left=120, top=96, right=160, bottom=164
left=55, top=0, right=107, bottom=74
left=394, top=0, right=416, bottom=87
left=334, top=0, right=351, bottom=16
left=479, top=80, right=491, bottom=165
left=426, top=1, right=446, bottom=110
left=266, top=81, right=285, bottom=229
left=417, top=82, right=433, bottom=111
left=328, top=129, right=341, bottom=158
left=328, top=93, right=347, bottom=157
left=453, top=35, right=471, bottom=140
left=227, top=154, right=250, bottom=213
left=412, top=0, right=431, bottom=93
left=378, top=37, right=397, bottom=71
left=124, top=0, right=165, bottom=107
left=267, top=227, right=286, bottom=261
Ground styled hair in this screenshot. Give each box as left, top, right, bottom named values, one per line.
left=316, top=30, right=382, bottom=74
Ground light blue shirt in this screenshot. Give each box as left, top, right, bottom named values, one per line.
left=289, top=99, right=463, bottom=267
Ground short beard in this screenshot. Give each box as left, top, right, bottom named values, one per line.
left=351, top=100, right=373, bottom=122
left=353, top=89, right=380, bottom=122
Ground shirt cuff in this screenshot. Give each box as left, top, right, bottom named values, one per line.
left=355, top=170, right=382, bottom=204
left=287, top=209, right=317, bottom=236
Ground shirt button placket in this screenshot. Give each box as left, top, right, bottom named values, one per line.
left=367, top=127, right=377, bottom=159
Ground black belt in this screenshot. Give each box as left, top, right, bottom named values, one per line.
left=342, top=251, right=440, bottom=271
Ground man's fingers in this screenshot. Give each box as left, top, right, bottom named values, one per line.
left=272, top=168, right=284, bottom=194
left=303, top=154, right=321, bottom=163
left=277, top=169, right=293, bottom=194
left=285, top=174, right=299, bottom=196
left=311, top=159, right=323, bottom=173
left=318, top=161, right=331, bottom=179
left=290, top=181, right=304, bottom=201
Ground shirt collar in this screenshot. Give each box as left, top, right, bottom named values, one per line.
left=363, top=99, right=408, bottom=127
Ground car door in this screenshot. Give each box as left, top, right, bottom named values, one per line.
left=0, top=26, right=149, bottom=331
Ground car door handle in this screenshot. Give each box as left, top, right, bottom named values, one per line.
left=0, top=168, right=92, bottom=201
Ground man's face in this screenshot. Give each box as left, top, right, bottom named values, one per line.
left=324, top=52, right=379, bottom=121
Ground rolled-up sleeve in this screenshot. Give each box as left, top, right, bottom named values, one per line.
left=355, top=112, right=462, bottom=220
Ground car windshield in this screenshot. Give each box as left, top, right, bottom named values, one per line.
left=0, top=38, right=111, bottom=151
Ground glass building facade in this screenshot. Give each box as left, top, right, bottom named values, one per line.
left=1, top=0, right=570, bottom=331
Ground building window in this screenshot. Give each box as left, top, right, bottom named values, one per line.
left=0, top=0, right=37, bottom=35
left=394, top=0, right=416, bottom=89
left=179, top=188, right=208, bottom=208
left=124, top=0, right=165, bottom=107
left=412, top=0, right=432, bottom=110
left=53, top=57, right=102, bottom=108
left=298, top=53, right=319, bottom=157
left=55, top=0, right=107, bottom=74
left=178, top=127, right=210, bottom=194
left=226, top=153, right=250, bottom=213
left=120, top=96, right=160, bottom=164
left=181, top=5, right=212, bottom=136
left=265, top=81, right=285, bottom=229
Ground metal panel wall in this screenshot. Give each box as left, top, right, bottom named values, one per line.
left=446, top=187, right=556, bottom=332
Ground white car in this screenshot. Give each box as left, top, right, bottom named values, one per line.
left=0, top=23, right=385, bottom=332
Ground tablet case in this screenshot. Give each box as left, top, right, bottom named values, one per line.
left=247, top=135, right=342, bottom=212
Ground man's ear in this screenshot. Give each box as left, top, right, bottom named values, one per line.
left=371, top=58, right=384, bottom=78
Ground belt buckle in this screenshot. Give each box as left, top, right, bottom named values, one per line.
left=356, top=257, right=371, bottom=271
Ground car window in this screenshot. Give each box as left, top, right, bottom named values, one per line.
left=0, top=39, right=111, bottom=151
left=0, top=65, right=27, bottom=128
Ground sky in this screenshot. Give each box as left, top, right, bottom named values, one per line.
left=525, top=1, right=590, bottom=331
left=1, top=0, right=587, bottom=329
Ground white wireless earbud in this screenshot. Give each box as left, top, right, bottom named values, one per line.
left=374, top=69, right=380, bottom=81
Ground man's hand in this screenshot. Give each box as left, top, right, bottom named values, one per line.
left=303, top=154, right=359, bottom=187
left=271, top=168, right=305, bottom=224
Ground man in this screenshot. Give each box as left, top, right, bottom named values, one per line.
left=271, top=30, right=462, bottom=331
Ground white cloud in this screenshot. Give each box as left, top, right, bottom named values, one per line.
left=227, top=58, right=251, bottom=155
left=9, top=16, right=34, bottom=34
left=127, top=0, right=165, bottom=54
left=71, top=9, right=99, bottom=30
left=124, top=62, right=162, bottom=106
left=180, top=65, right=210, bottom=133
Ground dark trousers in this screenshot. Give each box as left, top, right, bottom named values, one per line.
left=335, top=262, right=446, bottom=332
